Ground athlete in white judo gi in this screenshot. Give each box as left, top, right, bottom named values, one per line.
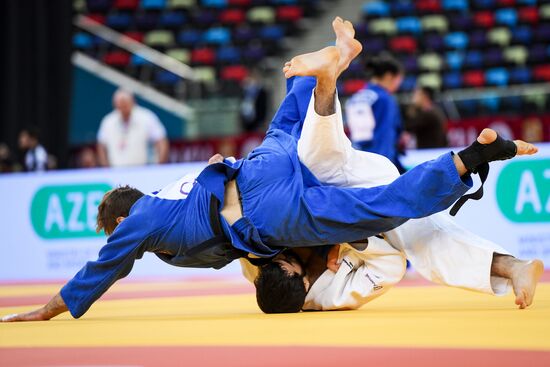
left=241, top=17, right=543, bottom=312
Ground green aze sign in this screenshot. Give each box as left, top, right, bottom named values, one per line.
left=31, top=183, right=112, bottom=239
left=496, top=159, right=550, bottom=223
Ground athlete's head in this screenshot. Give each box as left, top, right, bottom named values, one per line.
left=365, top=53, right=404, bottom=94
left=255, top=251, right=309, bottom=313
left=96, top=185, right=144, bottom=236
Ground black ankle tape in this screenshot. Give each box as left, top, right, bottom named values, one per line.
left=457, top=134, right=517, bottom=173
left=450, top=163, right=489, bottom=216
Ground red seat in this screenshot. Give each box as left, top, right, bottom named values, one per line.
left=497, top=0, right=515, bottom=6
left=276, top=6, right=303, bottom=22
left=191, top=48, right=216, bottom=65
left=221, top=65, right=249, bottom=82
left=228, top=0, right=251, bottom=6
left=123, top=31, right=144, bottom=43
left=342, top=79, right=366, bottom=96
left=86, top=14, right=106, bottom=24
left=416, top=0, right=441, bottom=12
left=103, top=51, right=130, bottom=67
left=533, top=65, right=550, bottom=82
left=389, top=36, right=417, bottom=53
left=463, top=70, right=485, bottom=87
left=220, top=9, right=246, bottom=25
left=474, top=11, right=495, bottom=28
left=519, top=7, right=539, bottom=24
left=114, top=0, right=139, bottom=10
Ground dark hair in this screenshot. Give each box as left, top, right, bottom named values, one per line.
left=96, top=185, right=144, bottom=235
left=255, top=262, right=307, bottom=314
left=419, top=86, right=436, bottom=102
left=20, top=126, right=40, bottom=140
left=365, top=53, right=404, bottom=79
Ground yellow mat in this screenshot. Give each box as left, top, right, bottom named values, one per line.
left=1, top=283, right=550, bottom=351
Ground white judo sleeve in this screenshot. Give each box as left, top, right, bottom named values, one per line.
left=297, top=91, right=512, bottom=297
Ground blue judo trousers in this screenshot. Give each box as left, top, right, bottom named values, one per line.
left=60, top=77, right=473, bottom=318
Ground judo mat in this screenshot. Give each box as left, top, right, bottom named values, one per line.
left=1, top=274, right=550, bottom=367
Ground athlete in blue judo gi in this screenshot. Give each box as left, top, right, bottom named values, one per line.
left=2, top=20, right=537, bottom=322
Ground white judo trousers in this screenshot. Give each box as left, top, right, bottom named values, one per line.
left=241, top=91, right=512, bottom=311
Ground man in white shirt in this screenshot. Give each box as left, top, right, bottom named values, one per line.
left=97, top=89, right=169, bottom=167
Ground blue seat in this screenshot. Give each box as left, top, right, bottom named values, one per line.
left=443, top=72, right=463, bottom=89
left=446, top=51, right=464, bottom=70
left=260, top=25, right=285, bottom=41
left=156, top=70, right=180, bottom=85
left=135, top=13, right=158, bottom=29
left=396, top=17, right=422, bottom=34
left=400, top=75, right=417, bottom=92
left=216, top=46, right=241, bottom=63
left=444, top=32, right=468, bottom=49
left=510, top=68, right=532, bottom=84
left=131, top=54, right=150, bottom=66
left=201, top=0, right=227, bottom=7
left=391, top=1, right=415, bottom=15
left=450, top=14, right=472, bottom=30
left=442, top=0, right=468, bottom=11
left=424, top=34, right=444, bottom=51
left=106, top=13, right=132, bottom=29
left=484, top=48, right=503, bottom=66
left=73, top=33, right=93, bottom=49
left=93, top=35, right=109, bottom=47
left=480, top=93, right=500, bottom=112
left=177, top=29, right=202, bottom=45
left=159, top=12, right=186, bottom=28
left=202, top=27, right=231, bottom=44
left=528, top=44, right=547, bottom=63
left=363, top=37, right=385, bottom=53
left=469, top=30, right=487, bottom=48
left=141, top=0, right=166, bottom=9
left=403, top=55, right=418, bottom=73
left=272, top=0, right=298, bottom=4
left=473, top=0, right=495, bottom=8
left=485, top=68, right=509, bottom=86
left=465, top=50, right=483, bottom=68
left=517, top=0, right=536, bottom=4
left=362, top=1, right=390, bottom=17
left=512, top=26, right=532, bottom=44
left=495, top=8, right=518, bottom=27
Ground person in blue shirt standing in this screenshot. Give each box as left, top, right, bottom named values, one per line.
left=345, top=54, right=406, bottom=172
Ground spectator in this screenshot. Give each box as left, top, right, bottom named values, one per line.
left=404, top=86, right=447, bottom=149
left=240, top=70, right=269, bottom=132
left=18, top=127, right=48, bottom=172
left=78, top=147, right=99, bottom=169
left=0, top=143, right=15, bottom=173
left=345, top=54, right=405, bottom=172
left=97, top=89, right=169, bottom=167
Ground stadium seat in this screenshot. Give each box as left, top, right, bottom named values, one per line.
left=141, top=0, right=166, bottom=9
left=194, top=66, right=216, bottom=84
left=449, top=14, right=472, bottom=31
left=495, top=8, right=518, bottom=27
left=421, top=15, right=448, bottom=33
left=523, top=92, right=547, bottom=110
left=87, top=13, right=106, bottom=24
left=509, top=67, right=531, bottom=84
left=228, top=0, right=251, bottom=6
left=443, top=72, right=462, bottom=89
left=479, top=93, right=500, bottom=113
left=391, top=1, right=415, bottom=16
left=130, top=54, right=150, bottom=66
left=135, top=13, right=159, bottom=29
left=536, top=24, right=550, bottom=42
left=533, top=64, right=550, bottom=82
left=166, top=48, right=191, bottom=64
left=362, top=1, right=390, bottom=17
left=220, top=9, right=246, bottom=24
left=363, top=37, right=386, bottom=54
left=518, top=7, right=539, bottom=24
left=106, top=13, right=132, bottom=29
left=464, top=50, right=483, bottom=68
left=202, top=27, right=231, bottom=45
left=191, top=47, right=216, bottom=65
left=418, top=53, right=442, bottom=71
left=242, top=43, right=265, bottom=62
left=503, top=46, right=528, bottom=65
left=177, top=29, right=202, bottom=45
left=220, top=65, right=248, bottom=82
left=396, top=17, right=422, bottom=34
left=144, top=30, right=174, bottom=47
left=517, top=0, right=536, bottom=4
left=484, top=48, right=504, bottom=66
left=512, top=25, right=533, bottom=44
left=168, top=0, right=196, bottom=8
left=445, top=51, right=464, bottom=70
left=444, top=32, right=468, bottom=49
left=487, top=28, right=511, bottom=47
left=233, top=25, right=256, bottom=43
left=216, top=46, right=241, bottom=64
left=159, top=12, right=186, bottom=28
left=114, top=0, right=138, bottom=10
left=442, top=0, right=468, bottom=11
left=541, top=4, right=550, bottom=20
left=259, top=25, right=285, bottom=41
left=402, top=55, right=418, bottom=73
left=474, top=11, right=495, bottom=28
left=342, top=79, right=366, bottom=95
left=193, top=9, right=219, bottom=25
left=528, top=44, right=547, bottom=63
left=472, top=0, right=495, bottom=9
left=156, top=70, right=180, bottom=85
left=469, top=30, right=487, bottom=48
left=104, top=51, right=131, bottom=66
left=424, top=34, right=444, bottom=51
left=463, top=70, right=485, bottom=87
left=400, top=75, right=417, bottom=91
left=415, top=0, right=441, bottom=13
left=86, top=0, right=113, bottom=12
left=73, top=33, right=94, bottom=49
left=277, top=6, right=303, bottom=22
left=485, top=68, right=509, bottom=86
left=124, top=31, right=144, bottom=42
left=389, top=36, right=417, bottom=53
left=201, top=0, right=227, bottom=8
left=248, top=7, right=276, bottom=23
left=417, top=73, right=442, bottom=89
left=369, top=18, right=397, bottom=35
left=498, top=0, right=515, bottom=6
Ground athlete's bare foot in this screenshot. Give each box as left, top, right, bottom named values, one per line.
left=332, top=17, right=362, bottom=75
left=510, top=259, right=544, bottom=309
left=283, top=46, right=340, bottom=82
left=477, top=128, right=538, bottom=155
